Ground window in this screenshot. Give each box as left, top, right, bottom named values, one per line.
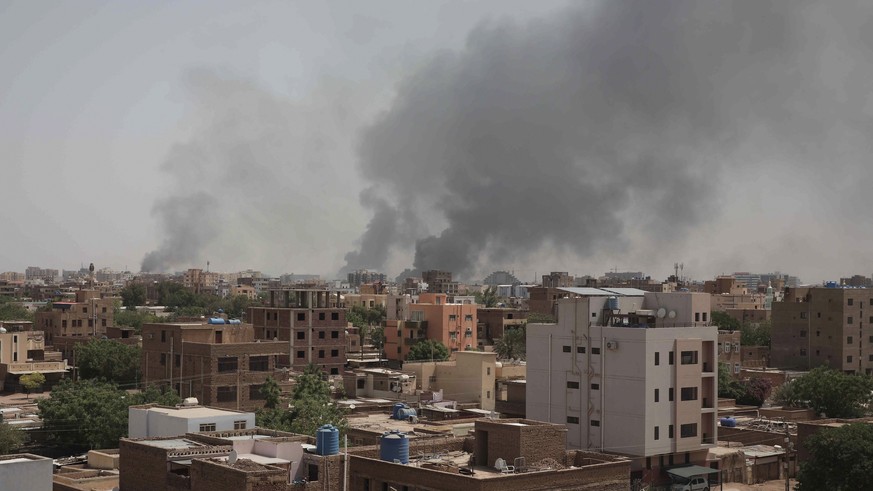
left=218, top=356, right=238, bottom=372
left=83, top=307, right=88, bottom=314
left=800, top=312, right=808, bottom=319
left=680, top=351, right=698, bottom=365
left=567, top=381, right=580, bottom=389
left=465, top=314, right=473, bottom=321
left=848, top=317, right=854, bottom=324
left=848, top=336, right=854, bottom=344
left=331, top=330, right=339, bottom=339
left=567, top=416, right=579, bottom=424
left=175, top=354, right=180, bottom=367
left=319, top=312, right=326, bottom=321
left=297, top=313, right=306, bottom=321
left=591, top=383, right=599, bottom=390
left=655, top=352, right=660, bottom=366
left=577, top=346, right=586, bottom=354
left=562, top=345, right=571, bottom=353
left=297, top=350, right=305, bottom=358
left=486, top=390, right=491, bottom=399
left=234, top=420, right=247, bottom=430
left=449, top=315, right=457, bottom=321
left=249, top=385, right=266, bottom=400
left=800, top=330, right=807, bottom=338
left=62, top=320, right=67, bottom=328
left=318, top=331, right=325, bottom=339
left=669, top=351, right=675, bottom=365
left=695, top=312, right=700, bottom=322
left=331, top=312, right=340, bottom=321
left=669, top=424, right=674, bottom=438
left=199, top=423, right=217, bottom=432
left=848, top=355, right=853, bottom=363
left=669, top=388, right=674, bottom=401
left=654, top=426, right=660, bottom=440
left=161, top=330, right=167, bottom=342
left=680, top=387, right=698, bottom=401
left=590, top=420, right=600, bottom=427
left=591, top=347, right=601, bottom=355
left=849, top=298, right=854, bottom=306
left=680, top=423, right=698, bottom=438
left=160, top=353, right=166, bottom=366
left=331, top=349, right=339, bottom=357
left=250, top=356, right=269, bottom=371
left=297, top=331, right=305, bottom=340
left=800, top=348, right=807, bottom=356
left=216, top=386, right=236, bottom=402
left=486, top=367, right=491, bottom=375
left=702, top=312, right=708, bottom=322
left=318, top=350, right=325, bottom=358
left=654, top=388, right=659, bottom=402
left=102, top=307, right=107, bottom=313
left=102, top=319, right=106, bottom=327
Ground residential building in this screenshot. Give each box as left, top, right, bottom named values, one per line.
left=542, top=272, right=574, bottom=288
left=0, top=271, right=25, bottom=282
left=527, top=288, right=717, bottom=483
left=476, top=308, right=527, bottom=345
left=248, top=288, right=348, bottom=375
left=770, top=286, right=873, bottom=373
left=718, top=330, right=742, bottom=376
left=347, top=269, right=387, bottom=287
left=129, top=403, right=256, bottom=438
left=422, top=270, right=459, bottom=297
left=141, top=321, right=289, bottom=410
left=343, top=293, right=387, bottom=310
left=0, top=280, right=20, bottom=298
left=404, top=351, right=497, bottom=411
left=342, top=367, right=417, bottom=400
left=384, top=293, right=478, bottom=361
left=183, top=268, right=220, bottom=295
left=0, top=454, right=53, bottom=491
left=25, top=267, right=58, bottom=284
left=0, top=321, right=68, bottom=391
left=35, top=289, right=115, bottom=344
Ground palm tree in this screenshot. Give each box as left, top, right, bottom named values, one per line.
left=494, top=327, right=526, bottom=360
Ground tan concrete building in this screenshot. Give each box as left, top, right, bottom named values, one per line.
left=527, top=288, right=717, bottom=484
left=718, top=330, right=742, bottom=376
left=771, top=286, right=873, bottom=373
left=35, top=289, right=115, bottom=344
left=0, top=321, right=68, bottom=391
left=141, top=321, right=289, bottom=410
left=404, top=351, right=498, bottom=411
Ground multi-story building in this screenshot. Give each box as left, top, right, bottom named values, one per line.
left=384, top=293, right=477, bottom=361
left=25, top=266, right=58, bottom=284
left=347, top=269, right=387, bottom=288
left=527, top=288, right=717, bottom=482
left=0, top=321, right=68, bottom=391
left=771, top=286, right=873, bottom=373
left=141, top=321, right=289, bottom=410
left=718, top=330, right=742, bottom=376
left=35, top=289, right=115, bottom=344
left=183, top=269, right=220, bottom=295
left=542, top=272, right=574, bottom=288
left=422, top=270, right=459, bottom=297
left=128, top=403, right=256, bottom=438
left=404, top=350, right=498, bottom=410
left=477, top=308, right=527, bottom=345
left=0, top=272, right=25, bottom=282
left=248, top=289, right=348, bottom=375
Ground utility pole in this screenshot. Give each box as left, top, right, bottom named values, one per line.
left=784, top=429, right=791, bottom=491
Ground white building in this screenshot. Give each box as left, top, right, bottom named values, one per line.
left=129, top=403, right=256, bottom=438
left=527, top=288, right=717, bottom=476
left=0, top=454, right=53, bottom=491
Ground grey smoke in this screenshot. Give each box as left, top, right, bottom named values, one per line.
left=344, top=0, right=873, bottom=280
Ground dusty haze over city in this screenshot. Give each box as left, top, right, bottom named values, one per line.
left=3, top=1, right=873, bottom=283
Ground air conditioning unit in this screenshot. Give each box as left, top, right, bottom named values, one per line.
left=606, top=340, right=618, bottom=350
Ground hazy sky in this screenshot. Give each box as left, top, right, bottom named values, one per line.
left=3, top=1, right=873, bottom=283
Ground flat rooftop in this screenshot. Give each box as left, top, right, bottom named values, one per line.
left=140, top=438, right=204, bottom=450
left=134, top=405, right=252, bottom=418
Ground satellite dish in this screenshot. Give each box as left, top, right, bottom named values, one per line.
left=656, top=308, right=666, bottom=319
left=349, top=404, right=356, bottom=410
left=668, top=310, right=676, bottom=319
left=228, top=449, right=238, bottom=465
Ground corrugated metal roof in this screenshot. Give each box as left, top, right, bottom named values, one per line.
left=556, top=287, right=613, bottom=296
left=599, top=288, right=648, bottom=296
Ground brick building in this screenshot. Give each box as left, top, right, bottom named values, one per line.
left=0, top=320, right=68, bottom=391
left=141, top=321, right=289, bottom=410
left=422, top=270, right=459, bottom=297
left=384, top=293, right=478, bottom=362
left=248, top=288, right=348, bottom=375
left=35, top=289, right=115, bottom=344
left=476, top=308, right=527, bottom=345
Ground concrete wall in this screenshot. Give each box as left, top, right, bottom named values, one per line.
left=0, top=454, right=52, bottom=491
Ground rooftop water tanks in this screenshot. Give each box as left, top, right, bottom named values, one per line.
left=380, top=430, right=409, bottom=464
left=316, top=424, right=339, bottom=456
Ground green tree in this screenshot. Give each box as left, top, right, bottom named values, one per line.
left=260, top=376, right=282, bottom=410
left=711, top=311, right=741, bottom=331
left=114, top=308, right=162, bottom=333
left=475, top=287, right=499, bottom=308
left=75, top=340, right=141, bottom=386
left=796, top=423, right=873, bottom=491
left=257, top=365, right=346, bottom=437
left=19, top=372, right=45, bottom=400
left=406, top=339, right=449, bottom=361
left=494, top=326, right=526, bottom=360
left=741, top=320, right=771, bottom=347
left=120, top=283, right=146, bottom=308
left=0, top=300, right=33, bottom=322
left=777, top=367, right=873, bottom=418
left=0, top=421, right=23, bottom=455
left=526, top=312, right=556, bottom=324
left=38, top=379, right=180, bottom=450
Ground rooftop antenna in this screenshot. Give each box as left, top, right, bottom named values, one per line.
left=207, top=260, right=210, bottom=273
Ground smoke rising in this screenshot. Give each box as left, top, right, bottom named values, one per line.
left=344, top=1, right=873, bottom=280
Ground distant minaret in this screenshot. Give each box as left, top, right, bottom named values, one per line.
left=89, top=262, right=95, bottom=288
left=765, top=281, right=774, bottom=309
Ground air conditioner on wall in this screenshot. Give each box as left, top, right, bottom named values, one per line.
left=606, top=340, right=618, bottom=350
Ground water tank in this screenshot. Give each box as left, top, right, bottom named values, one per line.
left=606, top=296, right=619, bottom=310
left=719, top=417, right=737, bottom=428
left=316, top=425, right=340, bottom=455
left=228, top=319, right=242, bottom=325
left=397, top=408, right=417, bottom=421
left=392, top=403, right=407, bottom=420
left=825, top=281, right=838, bottom=289
left=208, top=317, right=226, bottom=325
left=380, top=431, right=409, bottom=464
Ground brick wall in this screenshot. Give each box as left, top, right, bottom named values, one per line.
left=119, top=439, right=174, bottom=491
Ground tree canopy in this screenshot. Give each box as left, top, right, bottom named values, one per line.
left=0, top=421, right=23, bottom=455
left=717, top=364, right=773, bottom=407
left=19, top=372, right=45, bottom=399
left=711, top=311, right=741, bottom=331
left=38, top=379, right=180, bottom=450
left=256, top=365, right=347, bottom=437
left=75, top=340, right=141, bottom=387
left=772, top=366, right=873, bottom=418
left=526, top=312, right=556, bottom=324
left=740, top=320, right=771, bottom=347
left=406, top=339, right=449, bottom=361
left=797, top=423, right=873, bottom=491
left=494, top=326, right=526, bottom=360
left=475, top=287, right=499, bottom=308
left=114, top=308, right=163, bottom=333
left=0, top=298, right=33, bottom=322
left=120, top=283, right=146, bottom=308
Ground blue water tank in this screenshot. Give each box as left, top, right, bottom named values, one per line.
left=392, top=403, right=407, bottom=419
left=397, top=408, right=417, bottom=420
left=825, top=281, right=838, bottom=289
left=316, top=425, right=340, bottom=456
left=719, top=417, right=737, bottom=428
left=380, top=431, right=409, bottom=464
left=208, top=317, right=226, bottom=325
left=606, top=296, right=619, bottom=311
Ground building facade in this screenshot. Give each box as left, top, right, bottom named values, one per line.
left=384, top=293, right=478, bottom=361
left=35, top=289, right=115, bottom=343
